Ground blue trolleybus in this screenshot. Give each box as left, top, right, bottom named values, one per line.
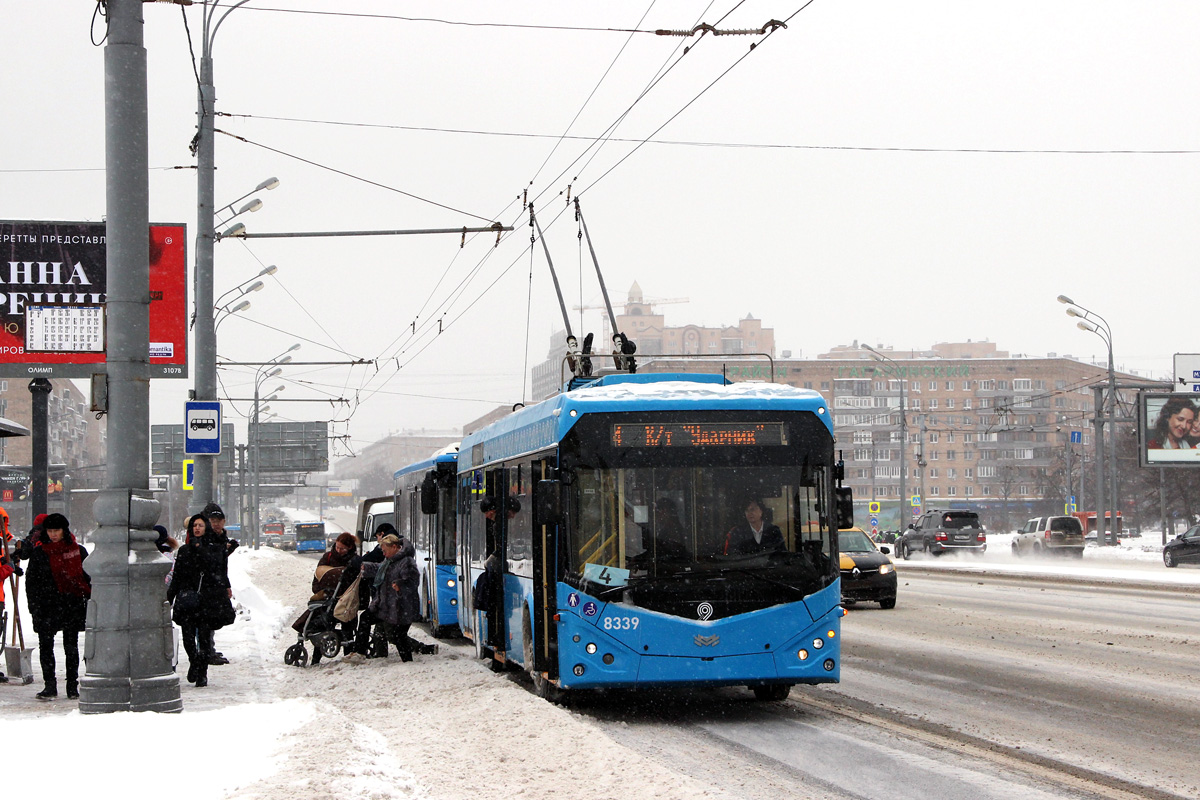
left=294, top=521, right=327, bottom=554
left=457, top=372, right=850, bottom=701
left=394, top=446, right=461, bottom=638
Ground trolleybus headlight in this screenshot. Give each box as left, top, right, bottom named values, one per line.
left=797, top=649, right=809, bottom=661
left=586, top=643, right=597, bottom=654
left=602, top=653, right=614, bottom=665
left=812, top=638, right=824, bottom=650
left=573, top=664, right=586, bottom=676
left=450, top=598, right=457, bottom=605
left=447, top=579, right=456, bottom=587
left=827, top=630, right=836, bottom=639
left=823, top=659, right=835, bottom=671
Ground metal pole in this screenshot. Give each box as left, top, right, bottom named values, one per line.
left=193, top=39, right=217, bottom=511
left=252, top=382, right=260, bottom=552
left=1106, top=348, right=1118, bottom=544
left=82, top=0, right=179, bottom=713
left=1093, top=386, right=1106, bottom=548
left=29, top=379, right=50, bottom=519
left=899, top=371, right=907, bottom=530
left=1160, top=468, right=1168, bottom=546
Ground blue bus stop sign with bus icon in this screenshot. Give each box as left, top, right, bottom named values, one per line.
left=185, top=401, right=222, bottom=454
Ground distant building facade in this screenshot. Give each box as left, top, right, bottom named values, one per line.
left=332, top=429, right=460, bottom=498
left=636, top=341, right=1146, bottom=530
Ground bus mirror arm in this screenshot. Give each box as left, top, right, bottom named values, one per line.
left=535, top=479, right=564, bottom=526
left=835, top=486, right=854, bottom=530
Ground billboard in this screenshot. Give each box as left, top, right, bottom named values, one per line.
left=0, top=220, right=187, bottom=378
left=1138, top=392, right=1200, bottom=466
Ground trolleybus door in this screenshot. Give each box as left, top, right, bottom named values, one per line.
left=530, top=458, right=558, bottom=680
left=485, top=468, right=508, bottom=654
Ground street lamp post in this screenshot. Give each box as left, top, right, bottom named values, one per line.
left=864, top=345, right=908, bottom=531
left=192, top=0, right=278, bottom=512
left=250, top=345, right=299, bottom=549
left=1059, top=295, right=1118, bottom=545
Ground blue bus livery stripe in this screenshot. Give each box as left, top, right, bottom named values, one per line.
left=458, top=373, right=829, bottom=470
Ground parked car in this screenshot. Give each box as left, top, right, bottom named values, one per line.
left=1163, top=524, right=1200, bottom=568
left=838, top=527, right=897, bottom=609
left=1012, top=516, right=1085, bottom=558
left=899, top=509, right=986, bottom=558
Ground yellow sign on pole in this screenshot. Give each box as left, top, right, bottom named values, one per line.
left=868, top=501, right=881, bottom=515
left=183, top=459, right=194, bottom=491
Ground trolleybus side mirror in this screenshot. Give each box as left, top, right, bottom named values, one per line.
left=835, top=486, right=854, bottom=529
left=420, top=472, right=439, bottom=515
left=535, top=479, right=563, bottom=526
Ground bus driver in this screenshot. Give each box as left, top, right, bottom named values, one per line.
left=723, top=497, right=784, bottom=555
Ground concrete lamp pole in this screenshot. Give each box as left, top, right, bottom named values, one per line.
left=1059, top=295, right=1118, bottom=546
left=192, top=0, right=277, bottom=513
left=864, top=345, right=908, bottom=532
left=81, top=0, right=180, bottom=713
left=251, top=345, right=299, bottom=549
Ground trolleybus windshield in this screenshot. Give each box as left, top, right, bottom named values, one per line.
left=566, top=463, right=836, bottom=619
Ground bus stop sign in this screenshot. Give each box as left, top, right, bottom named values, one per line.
left=184, top=401, right=221, bottom=455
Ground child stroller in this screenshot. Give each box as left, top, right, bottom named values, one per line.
left=284, top=568, right=354, bottom=667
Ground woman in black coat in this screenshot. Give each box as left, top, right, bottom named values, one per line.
left=167, top=514, right=234, bottom=687
left=20, top=512, right=90, bottom=700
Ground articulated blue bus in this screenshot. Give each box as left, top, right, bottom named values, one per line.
left=394, top=446, right=461, bottom=638
left=456, top=372, right=849, bottom=702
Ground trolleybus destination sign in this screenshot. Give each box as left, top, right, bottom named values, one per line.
left=611, top=422, right=786, bottom=448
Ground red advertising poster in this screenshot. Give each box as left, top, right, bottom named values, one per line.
left=0, top=220, right=187, bottom=378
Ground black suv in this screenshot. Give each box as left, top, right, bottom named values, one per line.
left=900, top=509, right=986, bottom=558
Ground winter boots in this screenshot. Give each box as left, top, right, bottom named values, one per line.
left=35, top=682, right=57, bottom=700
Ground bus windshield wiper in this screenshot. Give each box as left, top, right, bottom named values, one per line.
left=719, top=568, right=807, bottom=598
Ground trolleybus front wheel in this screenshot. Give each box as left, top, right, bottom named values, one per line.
left=523, top=610, right=566, bottom=704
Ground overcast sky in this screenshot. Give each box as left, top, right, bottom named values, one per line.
left=4, top=1, right=1198, bottom=461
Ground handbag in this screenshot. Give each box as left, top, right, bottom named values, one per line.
left=209, top=594, right=237, bottom=629
left=172, top=576, right=203, bottom=624
left=333, top=574, right=361, bottom=623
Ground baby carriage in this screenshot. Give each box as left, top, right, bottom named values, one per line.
left=284, top=567, right=355, bottom=667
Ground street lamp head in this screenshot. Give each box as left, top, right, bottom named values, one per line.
left=1077, top=321, right=1096, bottom=333
left=236, top=198, right=264, bottom=215
left=1056, top=294, right=1074, bottom=305
left=228, top=299, right=250, bottom=314
left=257, top=265, right=278, bottom=277
left=244, top=280, right=265, bottom=295
left=286, top=343, right=301, bottom=353
left=1065, top=307, right=1082, bottom=319
left=276, top=356, right=292, bottom=366
left=218, top=222, right=246, bottom=240
left=256, top=177, right=280, bottom=192
left=265, top=366, right=283, bottom=379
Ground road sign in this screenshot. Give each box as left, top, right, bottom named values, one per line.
left=184, top=401, right=222, bottom=455
left=1070, top=430, right=1082, bottom=444
left=870, top=516, right=879, bottom=528
left=1173, top=353, right=1200, bottom=393
left=911, top=495, right=921, bottom=507
left=182, top=459, right=194, bottom=491
left=868, top=501, right=881, bottom=515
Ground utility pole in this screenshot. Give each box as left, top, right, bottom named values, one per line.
left=80, top=0, right=180, bottom=714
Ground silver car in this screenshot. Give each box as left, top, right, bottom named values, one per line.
left=1012, top=515, right=1085, bottom=558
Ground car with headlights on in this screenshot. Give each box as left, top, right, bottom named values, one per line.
left=839, top=527, right=897, bottom=609
left=1163, top=524, right=1200, bottom=568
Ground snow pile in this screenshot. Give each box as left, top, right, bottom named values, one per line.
left=2, top=546, right=739, bottom=800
